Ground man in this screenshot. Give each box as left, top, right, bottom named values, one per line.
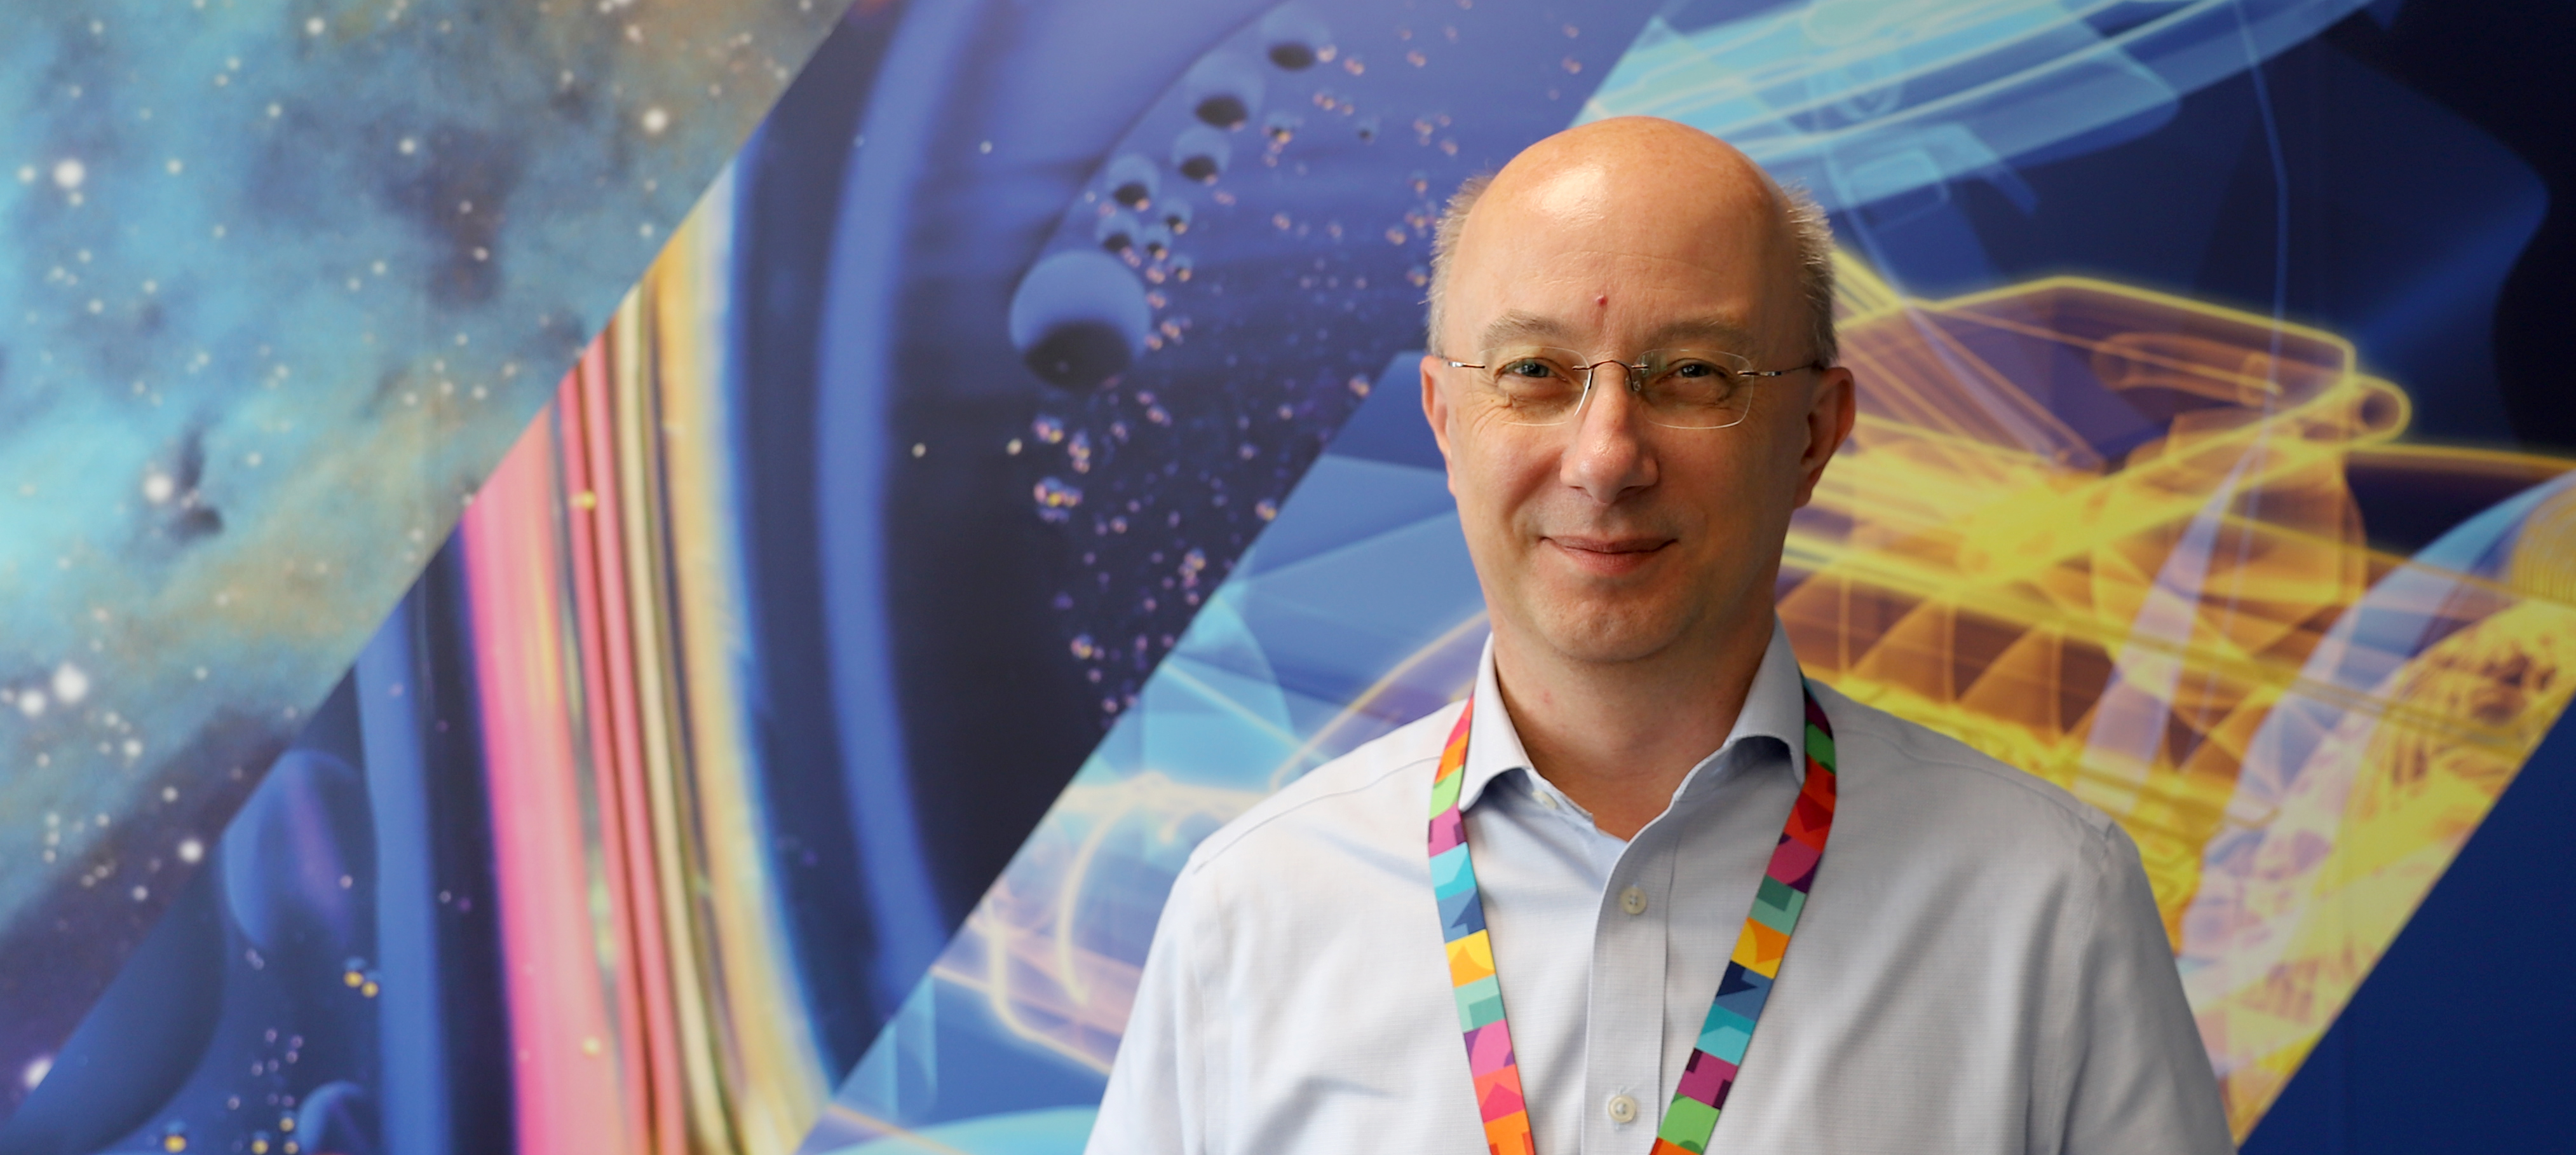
left=1087, top=118, right=2232, bottom=1154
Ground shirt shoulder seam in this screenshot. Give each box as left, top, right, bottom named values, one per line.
left=1184, top=747, right=1441, bottom=873
left=1821, top=685, right=2118, bottom=852
left=1902, top=741, right=2110, bottom=833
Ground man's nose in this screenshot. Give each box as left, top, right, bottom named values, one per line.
left=1560, top=364, right=1658, bottom=504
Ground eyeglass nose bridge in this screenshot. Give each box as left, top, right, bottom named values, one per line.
left=1567, top=357, right=1653, bottom=417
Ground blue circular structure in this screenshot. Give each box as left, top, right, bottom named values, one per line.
left=1008, top=250, right=1153, bottom=391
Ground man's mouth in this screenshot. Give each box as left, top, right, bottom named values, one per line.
left=1542, top=534, right=1674, bottom=575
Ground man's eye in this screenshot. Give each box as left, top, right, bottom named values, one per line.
left=1502, top=360, right=1557, bottom=379
left=1669, top=360, right=1720, bottom=379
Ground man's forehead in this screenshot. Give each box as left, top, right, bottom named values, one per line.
left=1475, top=310, right=1760, bottom=352
left=1451, top=225, right=1781, bottom=328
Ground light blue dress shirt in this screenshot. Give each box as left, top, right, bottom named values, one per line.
left=1088, top=620, right=2233, bottom=1154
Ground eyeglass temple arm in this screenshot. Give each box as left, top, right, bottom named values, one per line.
left=1440, top=358, right=1833, bottom=375
left=1742, top=362, right=1833, bottom=379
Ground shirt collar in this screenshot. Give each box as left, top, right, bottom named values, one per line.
left=1456, top=616, right=1808, bottom=815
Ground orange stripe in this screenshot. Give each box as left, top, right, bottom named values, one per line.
left=1482, top=1110, right=1534, bottom=1155
left=1442, top=718, right=1472, bottom=772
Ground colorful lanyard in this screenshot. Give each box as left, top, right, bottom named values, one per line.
left=1428, top=680, right=1839, bottom=1155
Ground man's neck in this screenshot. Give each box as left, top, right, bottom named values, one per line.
left=1491, top=610, right=1776, bottom=841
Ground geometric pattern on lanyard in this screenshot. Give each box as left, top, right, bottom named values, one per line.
left=1427, top=680, right=1839, bottom=1155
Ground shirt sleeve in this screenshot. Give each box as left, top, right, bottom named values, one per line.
left=2059, top=820, right=2236, bottom=1154
left=1087, top=861, right=1218, bottom=1155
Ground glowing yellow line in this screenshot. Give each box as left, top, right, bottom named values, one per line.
left=1156, top=662, right=1304, bottom=752
left=1937, top=274, right=2352, bottom=351
left=939, top=950, right=1119, bottom=1076
left=1048, top=789, right=1150, bottom=1009
left=1832, top=252, right=1908, bottom=321
left=810, top=1104, right=983, bottom=1155
left=1043, top=774, right=1246, bottom=1013
left=2350, top=442, right=2576, bottom=478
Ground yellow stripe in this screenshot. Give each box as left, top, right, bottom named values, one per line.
left=1447, top=930, right=1497, bottom=987
left=642, top=168, right=830, bottom=1154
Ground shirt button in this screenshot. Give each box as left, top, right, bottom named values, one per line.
left=1619, top=885, right=1648, bottom=915
left=1535, top=790, right=1560, bottom=811
left=1606, top=1093, right=1639, bottom=1124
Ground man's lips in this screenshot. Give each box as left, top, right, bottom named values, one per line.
left=1542, top=534, right=1674, bottom=575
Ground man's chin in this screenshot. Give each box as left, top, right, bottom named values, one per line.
left=1525, top=601, right=1691, bottom=666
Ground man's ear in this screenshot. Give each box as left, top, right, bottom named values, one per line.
left=1793, top=365, right=1855, bottom=509
left=1421, top=353, right=1460, bottom=496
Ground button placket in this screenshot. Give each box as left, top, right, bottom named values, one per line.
left=1585, top=827, right=1672, bottom=1153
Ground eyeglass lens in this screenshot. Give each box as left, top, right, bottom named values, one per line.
left=1470, top=347, right=1757, bottom=429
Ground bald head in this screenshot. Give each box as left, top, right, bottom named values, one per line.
left=1425, top=118, right=1835, bottom=367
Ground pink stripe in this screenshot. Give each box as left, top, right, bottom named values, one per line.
left=1675, top=1049, right=1737, bottom=1105
left=1766, top=837, right=1820, bottom=885
left=464, top=405, right=633, bottom=1155
left=571, top=346, right=689, bottom=1155
left=1429, top=809, right=1466, bottom=856
left=1467, top=1019, right=1518, bottom=1074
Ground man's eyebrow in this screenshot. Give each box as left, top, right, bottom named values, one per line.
left=1475, top=311, right=1578, bottom=350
